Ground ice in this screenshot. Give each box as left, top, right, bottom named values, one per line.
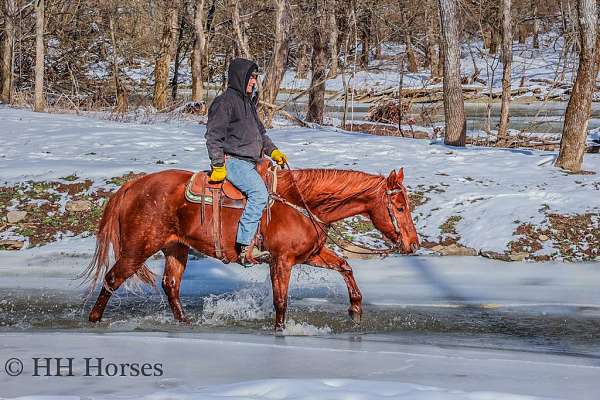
left=0, top=332, right=590, bottom=399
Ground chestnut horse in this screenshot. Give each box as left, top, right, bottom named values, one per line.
left=83, top=166, right=419, bottom=331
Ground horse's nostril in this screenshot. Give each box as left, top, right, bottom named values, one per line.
left=410, top=243, right=419, bottom=252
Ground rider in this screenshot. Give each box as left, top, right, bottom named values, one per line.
left=205, top=58, right=287, bottom=266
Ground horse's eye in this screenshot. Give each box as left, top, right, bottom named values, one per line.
left=397, top=206, right=404, bottom=213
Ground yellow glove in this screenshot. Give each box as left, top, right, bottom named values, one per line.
left=270, top=149, right=288, bottom=166
left=209, top=165, right=226, bottom=182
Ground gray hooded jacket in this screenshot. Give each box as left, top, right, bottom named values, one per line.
left=205, top=58, right=277, bottom=167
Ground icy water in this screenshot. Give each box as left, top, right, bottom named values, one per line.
left=2, top=287, right=599, bottom=359
left=191, top=88, right=600, bottom=134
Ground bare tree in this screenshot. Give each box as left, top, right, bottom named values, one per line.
left=228, top=0, right=251, bottom=59
left=438, top=0, right=466, bottom=146
left=1, top=0, right=16, bottom=104
left=425, top=1, right=440, bottom=77
left=260, top=0, right=292, bottom=125
left=595, top=25, right=600, bottom=78
left=296, top=40, right=310, bottom=79
left=497, top=0, right=512, bottom=141
left=306, top=0, right=328, bottom=124
left=191, top=0, right=207, bottom=102
left=405, top=32, right=418, bottom=73
left=532, top=1, right=540, bottom=48
left=34, top=0, right=45, bottom=112
left=171, top=7, right=187, bottom=101
left=153, top=0, right=179, bottom=110
left=555, top=0, right=598, bottom=172
left=327, top=0, right=338, bottom=77
left=358, top=3, right=371, bottom=68
left=106, top=3, right=128, bottom=113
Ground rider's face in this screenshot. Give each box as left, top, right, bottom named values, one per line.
left=246, top=75, right=257, bottom=94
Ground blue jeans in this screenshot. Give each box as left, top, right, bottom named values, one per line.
left=225, top=157, right=269, bottom=245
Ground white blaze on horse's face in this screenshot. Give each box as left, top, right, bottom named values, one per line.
left=381, top=168, right=420, bottom=254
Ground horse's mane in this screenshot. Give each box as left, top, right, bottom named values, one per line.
left=277, top=168, right=385, bottom=212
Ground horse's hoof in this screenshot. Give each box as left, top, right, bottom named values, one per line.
left=176, top=316, right=192, bottom=325
left=274, top=324, right=285, bottom=336
left=88, top=314, right=101, bottom=323
left=348, top=309, right=362, bottom=325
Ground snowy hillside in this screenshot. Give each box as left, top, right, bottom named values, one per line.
left=1, top=106, right=598, bottom=260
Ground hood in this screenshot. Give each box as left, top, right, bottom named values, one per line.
left=227, top=58, right=258, bottom=96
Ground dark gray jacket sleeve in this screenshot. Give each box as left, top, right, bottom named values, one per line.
left=205, top=99, right=229, bottom=166
left=258, top=118, right=277, bottom=157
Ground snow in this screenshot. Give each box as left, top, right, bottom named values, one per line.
left=280, top=32, right=578, bottom=98
left=2, top=106, right=598, bottom=253
left=1, top=331, right=594, bottom=399
left=1, top=101, right=599, bottom=399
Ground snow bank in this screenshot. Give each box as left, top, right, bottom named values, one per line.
left=1, top=106, right=599, bottom=254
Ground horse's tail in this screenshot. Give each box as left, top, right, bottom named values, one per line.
left=79, top=178, right=155, bottom=296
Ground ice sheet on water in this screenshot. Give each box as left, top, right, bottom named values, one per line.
left=3, top=379, right=557, bottom=400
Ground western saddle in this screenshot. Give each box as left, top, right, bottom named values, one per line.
left=184, top=159, right=277, bottom=261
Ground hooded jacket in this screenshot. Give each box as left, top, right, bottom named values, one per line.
left=205, top=58, right=277, bottom=167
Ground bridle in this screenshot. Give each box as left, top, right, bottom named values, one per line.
left=274, top=162, right=409, bottom=256
left=384, top=187, right=406, bottom=241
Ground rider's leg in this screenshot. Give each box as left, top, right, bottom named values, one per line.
left=225, top=157, right=269, bottom=248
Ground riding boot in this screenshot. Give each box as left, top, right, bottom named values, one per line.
left=236, top=241, right=270, bottom=267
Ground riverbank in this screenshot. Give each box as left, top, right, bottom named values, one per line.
left=1, top=106, right=599, bottom=260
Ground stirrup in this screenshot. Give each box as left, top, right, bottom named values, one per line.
left=237, top=243, right=270, bottom=267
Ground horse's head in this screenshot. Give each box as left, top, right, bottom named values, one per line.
left=369, top=168, right=419, bottom=254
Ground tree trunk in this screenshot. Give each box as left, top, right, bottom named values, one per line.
left=426, top=2, right=440, bottom=76
left=489, top=26, right=499, bottom=54
left=436, top=29, right=445, bottom=78
left=555, top=0, right=597, bottom=172
left=406, top=33, right=418, bottom=73
left=518, top=24, right=527, bottom=44
left=34, top=0, right=45, bottom=112
left=171, top=10, right=186, bottom=101
left=259, top=0, right=292, bottom=126
left=153, top=0, right=179, bottom=111
left=1, top=0, right=16, bottom=104
left=438, top=0, right=466, bottom=146
left=229, top=0, right=251, bottom=59
left=498, top=0, right=512, bottom=141
left=191, top=0, right=207, bottom=102
left=109, top=14, right=128, bottom=113
left=306, top=0, right=328, bottom=124
left=296, top=41, right=310, bottom=79
left=327, top=0, right=338, bottom=77
left=594, top=25, right=600, bottom=79
left=532, top=2, right=540, bottom=49
left=359, top=6, right=371, bottom=68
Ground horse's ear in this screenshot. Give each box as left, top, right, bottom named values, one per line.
left=397, top=168, right=404, bottom=182
left=387, top=170, right=397, bottom=186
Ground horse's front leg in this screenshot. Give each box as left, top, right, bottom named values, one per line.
left=269, top=255, right=294, bottom=333
left=305, top=247, right=363, bottom=324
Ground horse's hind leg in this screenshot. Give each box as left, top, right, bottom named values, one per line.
left=88, top=255, right=147, bottom=322
left=305, top=247, right=363, bottom=323
left=161, top=242, right=189, bottom=322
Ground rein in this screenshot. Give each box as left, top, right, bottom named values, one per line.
left=273, top=162, right=403, bottom=256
